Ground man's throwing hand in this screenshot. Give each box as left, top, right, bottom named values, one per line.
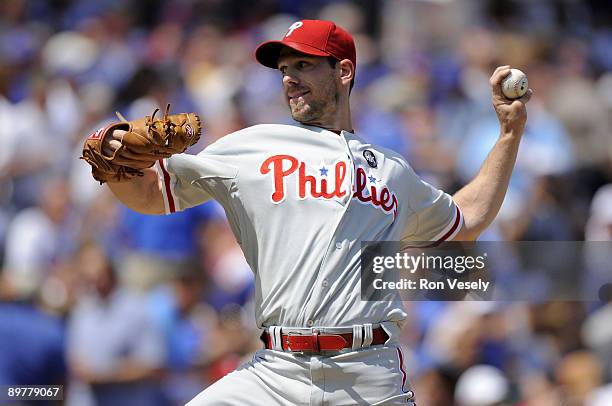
left=490, top=65, right=532, bottom=136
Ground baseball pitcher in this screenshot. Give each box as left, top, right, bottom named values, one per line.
left=81, top=20, right=531, bottom=406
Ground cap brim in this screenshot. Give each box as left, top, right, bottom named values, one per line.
left=255, top=41, right=330, bottom=69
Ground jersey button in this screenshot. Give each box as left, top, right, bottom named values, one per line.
left=335, top=242, right=343, bottom=249
left=306, top=319, right=314, bottom=327
left=322, top=279, right=329, bottom=287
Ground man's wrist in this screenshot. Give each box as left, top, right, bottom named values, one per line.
left=499, top=127, right=524, bottom=139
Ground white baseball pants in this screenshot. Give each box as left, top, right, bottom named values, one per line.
left=186, top=345, right=416, bottom=406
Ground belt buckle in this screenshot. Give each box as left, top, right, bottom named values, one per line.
left=284, top=330, right=321, bottom=354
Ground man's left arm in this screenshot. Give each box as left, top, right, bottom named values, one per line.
left=452, top=66, right=532, bottom=241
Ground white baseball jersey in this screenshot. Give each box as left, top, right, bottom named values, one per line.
left=156, top=123, right=462, bottom=332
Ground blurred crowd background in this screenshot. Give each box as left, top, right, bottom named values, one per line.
left=0, top=0, right=611, bottom=405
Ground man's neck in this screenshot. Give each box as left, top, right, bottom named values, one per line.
left=300, top=106, right=353, bottom=134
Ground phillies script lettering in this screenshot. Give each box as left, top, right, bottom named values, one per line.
left=260, top=154, right=398, bottom=218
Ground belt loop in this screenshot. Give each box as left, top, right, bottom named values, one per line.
left=311, top=329, right=320, bottom=352
left=270, top=326, right=283, bottom=351
left=352, top=325, right=363, bottom=350
left=362, top=323, right=373, bottom=348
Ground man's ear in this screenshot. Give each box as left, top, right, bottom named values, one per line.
left=338, top=59, right=354, bottom=85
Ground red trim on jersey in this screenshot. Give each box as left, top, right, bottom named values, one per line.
left=159, top=159, right=176, bottom=213
left=402, top=204, right=462, bottom=249
left=437, top=205, right=462, bottom=242
left=396, top=347, right=408, bottom=393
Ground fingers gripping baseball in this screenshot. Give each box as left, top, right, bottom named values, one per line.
left=489, top=66, right=533, bottom=136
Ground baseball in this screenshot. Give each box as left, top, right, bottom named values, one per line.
left=501, top=68, right=528, bottom=99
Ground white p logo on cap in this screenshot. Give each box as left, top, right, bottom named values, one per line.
left=285, top=21, right=303, bottom=38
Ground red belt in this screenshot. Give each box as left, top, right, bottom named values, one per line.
left=261, top=327, right=388, bottom=352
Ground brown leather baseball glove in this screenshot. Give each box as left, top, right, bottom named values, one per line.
left=81, top=104, right=201, bottom=184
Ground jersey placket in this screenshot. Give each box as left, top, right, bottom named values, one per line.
left=297, top=130, right=359, bottom=327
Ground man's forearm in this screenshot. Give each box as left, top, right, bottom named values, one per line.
left=107, top=167, right=165, bottom=215
left=453, top=132, right=521, bottom=240
left=452, top=65, right=531, bottom=241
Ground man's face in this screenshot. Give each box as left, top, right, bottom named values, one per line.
left=277, top=48, right=339, bottom=124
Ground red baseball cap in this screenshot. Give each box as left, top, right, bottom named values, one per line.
left=255, top=19, right=356, bottom=70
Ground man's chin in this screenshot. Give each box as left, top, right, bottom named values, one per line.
left=290, top=107, right=314, bottom=123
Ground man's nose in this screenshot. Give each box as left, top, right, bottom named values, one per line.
left=283, top=71, right=299, bottom=86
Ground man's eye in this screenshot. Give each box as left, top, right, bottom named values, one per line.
left=298, top=61, right=309, bottom=68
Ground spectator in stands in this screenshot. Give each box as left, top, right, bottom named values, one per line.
left=66, top=242, right=166, bottom=406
